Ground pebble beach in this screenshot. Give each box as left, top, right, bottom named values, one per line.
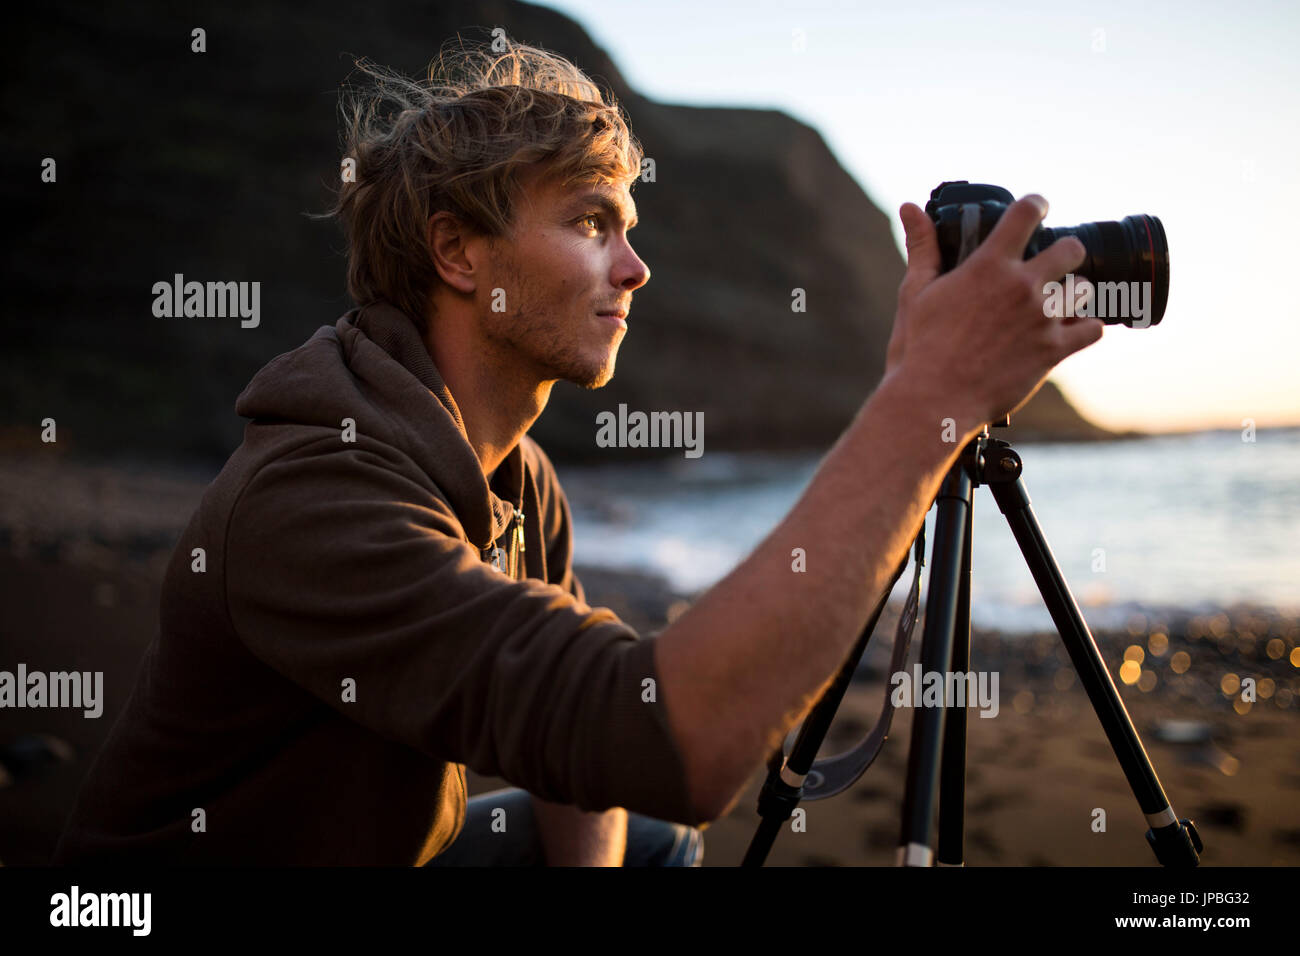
left=1, top=452, right=1296, bottom=866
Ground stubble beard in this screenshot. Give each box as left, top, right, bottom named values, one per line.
left=483, top=252, right=619, bottom=391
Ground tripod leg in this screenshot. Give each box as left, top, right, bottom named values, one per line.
left=897, top=461, right=973, bottom=866
left=987, top=471, right=1202, bottom=866
left=936, top=500, right=972, bottom=866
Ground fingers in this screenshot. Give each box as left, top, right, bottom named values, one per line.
left=982, top=194, right=1050, bottom=260
left=1053, top=315, right=1104, bottom=360
left=1029, top=235, right=1086, bottom=286
left=1041, top=273, right=1096, bottom=320
left=898, top=202, right=940, bottom=298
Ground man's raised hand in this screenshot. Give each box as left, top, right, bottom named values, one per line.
left=883, top=194, right=1104, bottom=430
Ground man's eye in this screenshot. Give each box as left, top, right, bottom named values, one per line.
left=579, top=214, right=600, bottom=231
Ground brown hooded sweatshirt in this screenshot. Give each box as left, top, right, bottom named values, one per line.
left=53, top=301, right=697, bottom=865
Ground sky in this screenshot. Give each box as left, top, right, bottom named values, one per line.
left=537, top=0, right=1300, bottom=433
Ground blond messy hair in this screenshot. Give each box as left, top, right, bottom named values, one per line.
left=323, top=36, right=644, bottom=334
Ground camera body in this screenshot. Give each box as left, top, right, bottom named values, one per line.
left=924, top=181, right=1169, bottom=327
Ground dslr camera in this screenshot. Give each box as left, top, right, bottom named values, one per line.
left=925, top=181, right=1168, bottom=327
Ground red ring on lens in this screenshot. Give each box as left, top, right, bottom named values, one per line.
left=1141, top=215, right=1155, bottom=295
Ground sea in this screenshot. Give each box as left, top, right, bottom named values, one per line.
left=560, top=426, right=1300, bottom=634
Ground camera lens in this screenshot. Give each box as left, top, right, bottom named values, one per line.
left=1039, top=215, right=1169, bottom=327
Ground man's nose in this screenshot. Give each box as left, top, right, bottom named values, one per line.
left=617, top=239, right=650, bottom=291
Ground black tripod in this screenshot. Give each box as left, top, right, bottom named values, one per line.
left=742, top=426, right=1203, bottom=867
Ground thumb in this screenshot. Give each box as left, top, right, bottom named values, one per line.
left=899, top=202, right=941, bottom=293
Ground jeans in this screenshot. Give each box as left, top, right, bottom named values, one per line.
left=425, top=787, right=704, bottom=866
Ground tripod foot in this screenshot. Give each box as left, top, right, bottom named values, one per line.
left=895, top=843, right=934, bottom=866
left=1145, top=819, right=1203, bottom=867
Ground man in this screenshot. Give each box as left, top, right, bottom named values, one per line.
left=54, top=40, right=1100, bottom=866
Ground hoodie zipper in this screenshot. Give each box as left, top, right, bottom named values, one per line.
left=486, top=505, right=526, bottom=579
left=507, top=508, right=525, bottom=579
left=486, top=460, right=528, bottom=579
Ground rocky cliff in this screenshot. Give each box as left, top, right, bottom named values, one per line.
left=2, top=0, right=1116, bottom=465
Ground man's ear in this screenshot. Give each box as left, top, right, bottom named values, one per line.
left=426, top=211, right=481, bottom=295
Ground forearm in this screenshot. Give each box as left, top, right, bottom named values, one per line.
left=531, top=795, right=627, bottom=866
left=654, top=369, right=982, bottom=822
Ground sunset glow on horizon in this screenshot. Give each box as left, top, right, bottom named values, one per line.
left=543, top=0, right=1300, bottom=435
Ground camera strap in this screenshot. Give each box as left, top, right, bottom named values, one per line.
left=791, top=520, right=928, bottom=801
left=957, top=203, right=983, bottom=265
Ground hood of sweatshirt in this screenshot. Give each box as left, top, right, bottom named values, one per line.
left=232, top=300, right=542, bottom=574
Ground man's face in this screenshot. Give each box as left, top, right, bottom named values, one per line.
left=476, top=167, right=649, bottom=390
